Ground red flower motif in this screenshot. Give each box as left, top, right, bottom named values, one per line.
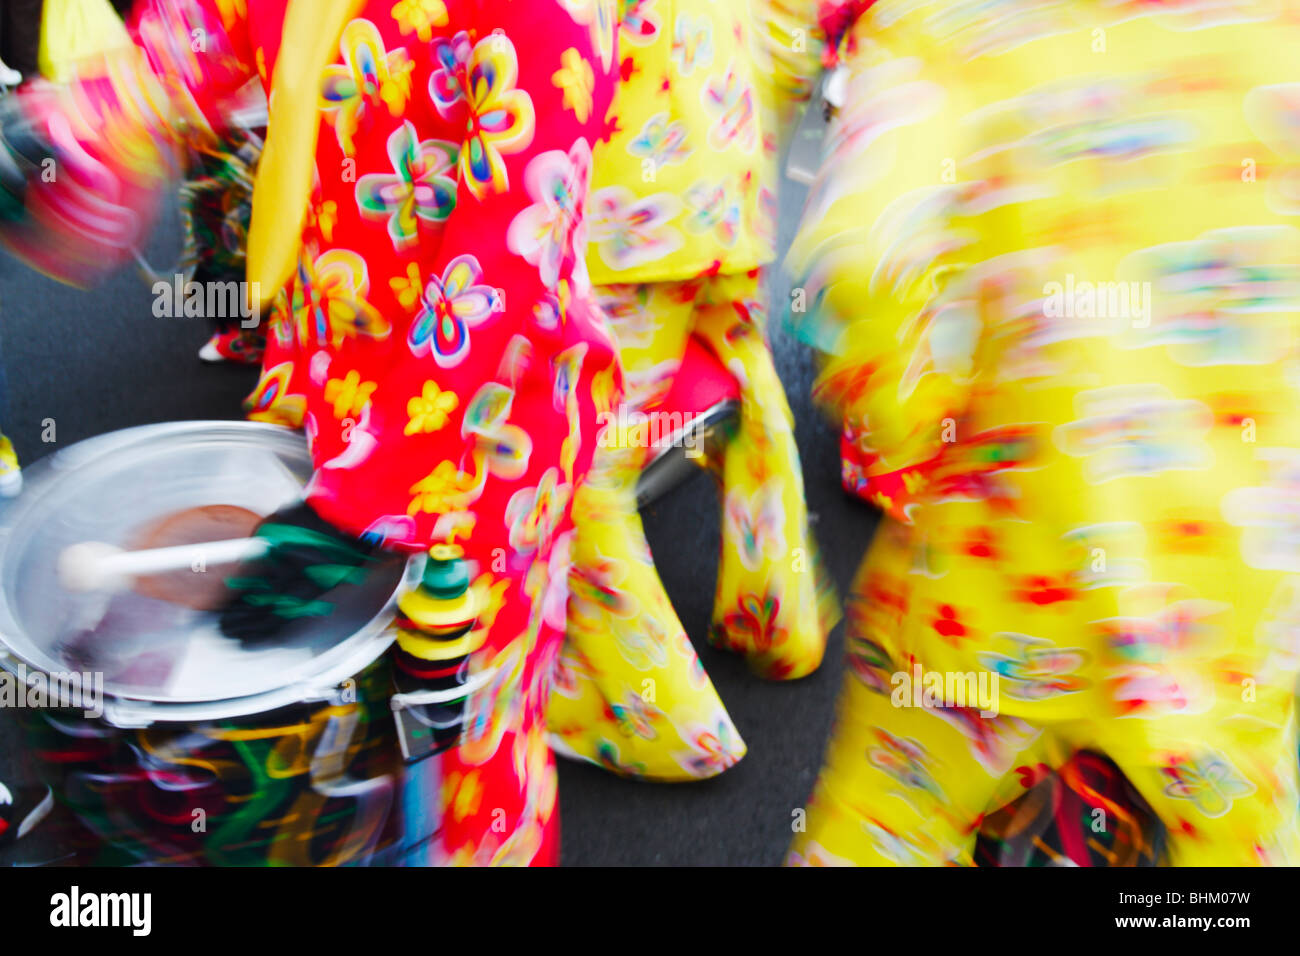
left=964, top=528, right=999, bottom=560
left=1014, top=575, right=1079, bottom=607
left=932, top=604, right=970, bottom=646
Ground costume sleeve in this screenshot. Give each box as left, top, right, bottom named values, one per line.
left=0, top=0, right=255, bottom=284
left=785, top=26, right=983, bottom=523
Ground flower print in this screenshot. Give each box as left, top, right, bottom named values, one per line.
left=541, top=531, right=574, bottom=630
left=505, top=468, right=572, bottom=556
left=442, top=769, right=483, bottom=822
left=702, top=64, right=757, bottom=152
left=320, top=20, right=414, bottom=155
left=867, top=729, right=943, bottom=799
left=407, top=459, right=481, bottom=515
left=1012, top=574, right=1080, bottom=607
left=405, top=381, right=459, bottom=435
left=355, top=122, right=459, bottom=251
left=684, top=179, right=740, bottom=246
left=724, top=480, right=787, bottom=572
left=1162, top=752, right=1256, bottom=818
left=408, top=254, right=500, bottom=368
left=243, top=362, right=307, bottom=427
left=309, top=200, right=339, bottom=242
left=617, top=0, right=661, bottom=45
left=931, top=603, right=971, bottom=646
left=552, top=47, right=595, bottom=122
left=589, top=185, right=683, bottom=271
left=267, top=288, right=294, bottom=349
left=427, top=30, right=474, bottom=116
left=215, top=0, right=246, bottom=24
left=716, top=592, right=789, bottom=656
left=471, top=572, right=510, bottom=632
left=323, top=369, right=377, bottom=420
left=978, top=633, right=1090, bottom=701
left=611, top=691, right=660, bottom=741
left=292, top=249, right=389, bottom=347
left=458, top=642, right=526, bottom=767
left=674, top=720, right=743, bottom=778
left=627, top=112, right=692, bottom=167
left=507, top=139, right=593, bottom=289
left=558, top=0, right=616, bottom=71
left=671, top=12, right=712, bottom=76
left=391, top=0, right=448, bottom=43
left=597, top=284, right=656, bottom=349
left=389, top=262, right=422, bottom=310
left=462, top=382, right=534, bottom=480
left=612, top=613, right=670, bottom=670
left=596, top=740, right=648, bottom=778
left=321, top=403, right=380, bottom=471
left=457, top=35, right=536, bottom=200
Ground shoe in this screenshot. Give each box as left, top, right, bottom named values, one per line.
left=0, top=66, right=21, bottom=88
left=0, top=434, right=21, bottom=497
left=199, top=328, right=265, bottom=365
left=0, top=780, right=54, bottom=847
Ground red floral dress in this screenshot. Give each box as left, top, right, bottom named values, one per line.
left=10, top=0, right=624, bottom=865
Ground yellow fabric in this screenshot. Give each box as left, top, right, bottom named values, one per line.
left=786, top=2, right=1300, bottom=865
left=548, top=272, right=837, bottom=780
left=585, top=0, right=821, bottom=286
left=246, top=0, right=365, bottom=306
left=37, top=0, right=132, bottom=82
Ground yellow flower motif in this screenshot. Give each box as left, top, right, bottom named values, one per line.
left=552, top=47, right=595, bottom=123
left=389, top=262, right=422, bottom=310
left=472, top=573, right=510, bottom=631
left=379, top=56, right=416, bottom=116
left=405, top=381, right=459, bottom=436
left=392, top=0, right=449, bottom=43
left=443, top=770, right=484, bottom=822
left=215, top=0, right=247, bottom=28
left=311, top=200, right=339, bottom=243
left=323, top=370, right=377, bottom=420
left=408, top=460, right=479, bottom=515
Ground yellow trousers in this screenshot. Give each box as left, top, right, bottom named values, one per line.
left=547, top=270, right=836, bottom=781
left=788, top=530, right=1300, bottom=867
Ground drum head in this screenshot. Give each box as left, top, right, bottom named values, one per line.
left=0, top=422, right=405, bottom=719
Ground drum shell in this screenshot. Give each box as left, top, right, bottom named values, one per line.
left=21, top=654, right=407, bottom=866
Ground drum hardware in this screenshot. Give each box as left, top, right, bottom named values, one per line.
left=58, top=537, right=271, bottom=593
left=389, top=543, right=489, bottom=764
left=0, top=422, right=418, bottom=865
left=634, top=335, right=742, bottom=508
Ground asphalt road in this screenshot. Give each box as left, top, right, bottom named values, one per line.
left=0, top=175, right=878, bottom=867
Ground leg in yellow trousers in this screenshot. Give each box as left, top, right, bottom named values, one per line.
left=691, top=274, right=836, bottom=680
left=787, top=671, right=1048, bottom=866
left=548, top=269, right=833, bottom=781
left=788, top=671, right=1300, bottom=866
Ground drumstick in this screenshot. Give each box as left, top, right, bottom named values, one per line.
left=58, top=538, right=271, bottom=593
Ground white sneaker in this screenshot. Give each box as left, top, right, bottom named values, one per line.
left=0, top=66, right=21, bottom=88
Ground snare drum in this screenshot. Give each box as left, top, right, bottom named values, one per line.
left=0, top=421, right=423, bottom=865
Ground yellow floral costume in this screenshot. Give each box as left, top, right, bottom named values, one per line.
left=786, top=0, right=1300, bottom=865
left=546, top=0, right=837, bottom=781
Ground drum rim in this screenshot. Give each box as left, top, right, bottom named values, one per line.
left=0, top=420, right=407, bottom=726
left=635, top=399, right=739, bottom=507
